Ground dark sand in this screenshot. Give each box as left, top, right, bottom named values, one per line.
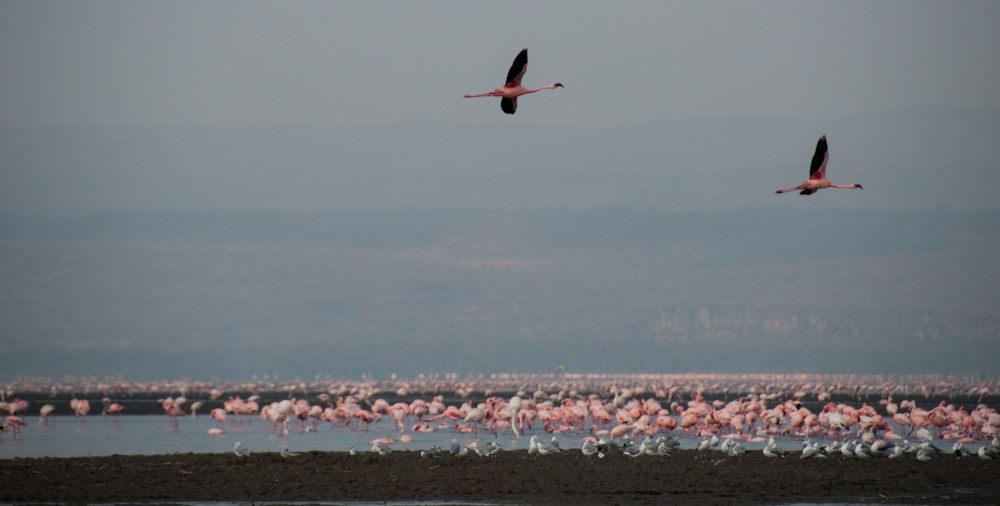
left=2, top=450, right=998, bottom=505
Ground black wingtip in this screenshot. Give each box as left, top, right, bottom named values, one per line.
left=500, top=97, right=515, bottom=114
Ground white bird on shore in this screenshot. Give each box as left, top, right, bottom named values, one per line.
left=951, top=442, right=972, bottom=458
left=887, top=445, right=904, bottom=459
left=979, top=445, right=999, bottom=461
left=697, top=438, right=711, bottom=451
left=233, top=441, right=250, bottom=457
left=537, top=439, right=561, bottom=456
left=854, top=442, right=876, bottom=459
left=474, top=440, right=489, bottom=457
left=840, top=441, right=855, bottom=458
left=871, top=440, right=894, bottom=456
left=763, top=445, right=785, bottom=458
left=623, top=440, right=646, bottom=458
left=528, top=435, right=540, bottom=456
left=581, top=440, right=602, bottom=461
left=919, top=441, right=942, bottom=455
left=372, top=441, right=391, bottom=455
left=280, top=448, right=298, bottom=458
left=728, top=442, right=747, bottom=457
left=719, top=438, right=735, bottom=453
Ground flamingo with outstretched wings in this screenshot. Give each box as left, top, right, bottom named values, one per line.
left=776, top=136, right=863, bottom=195
left=464, top=49, right=563, bottom=114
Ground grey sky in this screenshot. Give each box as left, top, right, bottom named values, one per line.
left=2, top=1, right=999, bottom=129
left=2, top=2, right=1000, bottom=380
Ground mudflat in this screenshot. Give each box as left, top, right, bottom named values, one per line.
left=2, top=450, right=998, bottom=505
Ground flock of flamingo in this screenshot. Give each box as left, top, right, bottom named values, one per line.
left=465, top=49, right=863, bottom=194
left=3, top=373, right=999, bottom=462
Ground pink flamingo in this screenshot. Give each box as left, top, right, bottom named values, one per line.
left=776, top=136, right=863, bottom=195
left=464, top=49, right=563, bottom=114
left=107, top=403, right=124, bottom=428
left=5, top=416, right=26, bottom=439
left=39, top=404, right=56, bottom=426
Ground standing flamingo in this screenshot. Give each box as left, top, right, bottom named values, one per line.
left=464, top=49, right=563, bottom=114
left=776, top=136, right=863, bottom=195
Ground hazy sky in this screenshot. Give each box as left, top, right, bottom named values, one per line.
left=2, top=2, right=999, bottom=379
left=3, top=1, right=999, bottom=129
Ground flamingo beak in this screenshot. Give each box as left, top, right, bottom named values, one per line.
left=857, top=184, right=864, bottom=190
left=554, top=83, right=564, bottom=88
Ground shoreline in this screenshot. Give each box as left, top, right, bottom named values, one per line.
left=3, top=450, right=999, bottom=505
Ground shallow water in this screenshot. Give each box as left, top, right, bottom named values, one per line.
left=0, top=414, right=986, bottom=459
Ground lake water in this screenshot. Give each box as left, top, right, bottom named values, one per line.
left=0, top=413, right=984, bottom=459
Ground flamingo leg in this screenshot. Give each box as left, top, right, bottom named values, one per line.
left=463, top=91, right=501, bottom=98
left=775, top=186, right=803, bottom=194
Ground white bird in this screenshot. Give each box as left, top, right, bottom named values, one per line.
left=840, top=441, right=856, bottom=458
left=233, top=441, right=250, bottom=457
left=697, top=438, right=711, bottom=451
left=871, top=440, right=894, bottom=456
left=916, top=449, right=934, bottom=462
left=854, top=442, right=876, bottom=459
left=474, top=440, right=489, bottom=457
left=528, top=435, right=539, bottom=456
left=951, top=442, right=972, bottom=458
left=372, top=441, right=392, bottom=455
left=349, top=447, right=360, bottom=456
left=487, top=441, right=501, bottom=456
left=581, top=440, right=602, bottom=461
left=280, top=448, right=298, bottom=458
left=728, top=442, right=747, bottom=457
left=801, top=443, right=823, bottom=460
left=763, top=445, right=785, bottom=458
left=450, top=438, right=462, bottom=456
left=549, top=437, right=561, bottom=450
left=623, top=441, right=646, bottom=458
left=709, top=434, right=720, bottom=448
left=919, top=441, right=942, bottom=455
left=979, top=445, right=999, bottom=461
left=719, top=438, right=735, bottom=453
left=537, top=439, right=561, bottom=456
left=887, top=445, right=905, bottom=459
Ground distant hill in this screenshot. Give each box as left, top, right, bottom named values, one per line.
left=1, top=208, right=998, bottom=380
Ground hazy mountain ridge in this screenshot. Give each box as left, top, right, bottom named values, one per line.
left=1, top=208, right=997, bottom=379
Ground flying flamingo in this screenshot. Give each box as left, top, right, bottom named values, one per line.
left=464, top=48, right=563, bottom=114
left=776, top=136, right=863, bottom=195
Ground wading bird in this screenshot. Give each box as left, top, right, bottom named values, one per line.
left=776, top=136, right=863, bottom=195
left=464, top=49, right=563, bottom=114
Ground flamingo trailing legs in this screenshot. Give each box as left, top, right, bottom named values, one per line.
left=776, top=136, right=863, bottom=195
left=464, top=49, right=563, bottom=114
